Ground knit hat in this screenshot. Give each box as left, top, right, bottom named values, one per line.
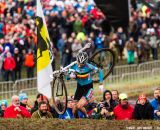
left=119, top=93, right=128, bottom=100
left=0, top=100, right=8, bottom=107
left=19, top=93, right=28, bottom=101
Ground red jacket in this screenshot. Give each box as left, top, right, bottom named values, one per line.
left=4, top=105, right=31, bottom=118
left=3, top=57, right=16, bottom=71
left=113, top=104, right=134, bottom=120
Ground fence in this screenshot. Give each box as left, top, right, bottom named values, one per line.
left=0, top=60, right=160, bottom=99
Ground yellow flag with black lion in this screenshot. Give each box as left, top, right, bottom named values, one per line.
left=36, top=0, right=53, bottom=98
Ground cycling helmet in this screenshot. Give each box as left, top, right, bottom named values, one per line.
left=76, top=52, right=88, bottom=64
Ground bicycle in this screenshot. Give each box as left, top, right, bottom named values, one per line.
left=50, top=43, right=115, bottom=114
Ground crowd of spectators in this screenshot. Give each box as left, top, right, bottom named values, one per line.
left=0, top=0, right=159, bottom=82
left=0, top=87, right=160, bottom=120
left=0, top=0, right=36, bottom=81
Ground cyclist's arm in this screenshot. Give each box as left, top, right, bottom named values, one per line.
left=87, top=63, right=103, bottom=83
left=65, top=63, right=77, bottom=80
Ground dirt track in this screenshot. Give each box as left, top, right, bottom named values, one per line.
left=0, top=119, right=160, bottom=130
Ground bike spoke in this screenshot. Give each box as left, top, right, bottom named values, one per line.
left=90, top=48, right=115, bottom=83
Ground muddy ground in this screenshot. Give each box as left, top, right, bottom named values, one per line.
left=0, top=119, right=160, bottom=130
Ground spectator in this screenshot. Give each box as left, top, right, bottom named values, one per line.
left=0, top=45, right=5, bottom=80
left=71, top=39, right=82, bottom=62
left=3, top=52, right=16, bottom=81
left=31, top=93, right=58, bottom=118
left=24, top=49, right=35, bottom=78
left=94, top=32, right=104, bottom=50
left=150, top=87, right=160, bottom=120
left=62, top=37, right=72, bottom=67
left=51, top=44, right=57, bottom=71
left=31, top=93, right=45, bottom=114
left=14, top=48, right=23, bottom=80
left=109, top=34, right=119, bottom=63
left=140, top=24, right=151, bottom=61
left=134, top=93, right=154, bottom=119
left=57, top=33, right=67, bottom=66
left=136, top=37, right=146, bottom=63
left=91, top=90, right=117, bottom=119
left=112, top=90, right=119, bottom=104
left=31, top=101, right=53, bottom=119
left=76, top=32, right=86, bottom=42
left=59, top=98, right=74, bottom=119
left=116, top=27, right=127, bottom=60
left=73, top=15, right=83, bottom=33
left=113, top=93, right=134, bottom=120
left=125, top=37, right=136, bottom=64
left=148, top=28, right=159, bottom=60
left=59, top=98, right=85, bottom=119
left=4, top=95, right=31, bottom=118
left=42, top=95, right=59, bottom=118
left=0, top=100, right=8, bottom=117
left=86, top=96, right=97, bottom=118
left=19, top=93, right=32, bottom=112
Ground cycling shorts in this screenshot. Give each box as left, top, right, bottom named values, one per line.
left=74, top=82, right=93, bottom=101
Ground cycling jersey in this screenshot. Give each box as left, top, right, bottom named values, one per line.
left=70, top=63, right=98, bottom=86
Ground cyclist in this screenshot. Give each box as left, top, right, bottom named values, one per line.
left=68, top=51, right=103, bottom=118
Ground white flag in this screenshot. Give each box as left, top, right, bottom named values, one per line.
left=36, top=0, right=53, bottom=98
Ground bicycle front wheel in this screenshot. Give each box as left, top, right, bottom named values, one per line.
left=90, top=48, right=115, bottom=83
left=52, top=77, right=68, bottom=115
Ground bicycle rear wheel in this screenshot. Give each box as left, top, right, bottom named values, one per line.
left=52, top=77, right=68, bottom=114
left=89, top=48, right=115, bottom=83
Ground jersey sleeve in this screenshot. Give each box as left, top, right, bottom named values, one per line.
left=87, top=63, right=98, bottom=72
left=65, top=64, right=77, bottom=80
left=87, top=63, right=103, bottom=83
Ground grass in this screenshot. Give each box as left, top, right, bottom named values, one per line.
left=0, top=119, right=160, bottom=130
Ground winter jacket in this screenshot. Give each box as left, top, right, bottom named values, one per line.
left=59, top=108, right=84, bottom=119
left=149, top=35, right=159, bottom=48
left=113, top=104, right=134, bottom=120
left=31, top=110, right=53, bottom=119
left=4, top=105, right=31, bottom=118
left=133, top=101, right=154, bottom=119
left=91, top=90, right=117, bottom=119
left=24, top=54, right=35, bottom=67
left=3, top=57, right=16, bottom=71
left=59, top=108, right=74, bottom=119
left=14, top=54, right=23, bottom=70
left=150, top=98, right=160, bottom=119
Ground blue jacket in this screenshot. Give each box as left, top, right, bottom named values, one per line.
left=59, top=108, right=74, bottom=119
left=94, top=37, right=104, bottom=49
left=57, top=39, right=65, bottom=52
left=150, top=98, right=160, bottom=119
left=59, top=108, right=85, bottom=119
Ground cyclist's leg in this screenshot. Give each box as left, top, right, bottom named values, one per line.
left=76, top=97, right=88, bottom=117
left=72, top=100, right=79, bottom=118
left=77, top=84, right=94, bottom=118
left=72, top=83, right=83, bottom=118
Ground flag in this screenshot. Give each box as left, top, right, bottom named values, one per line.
left=36, top=0, right=53, bottom=98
